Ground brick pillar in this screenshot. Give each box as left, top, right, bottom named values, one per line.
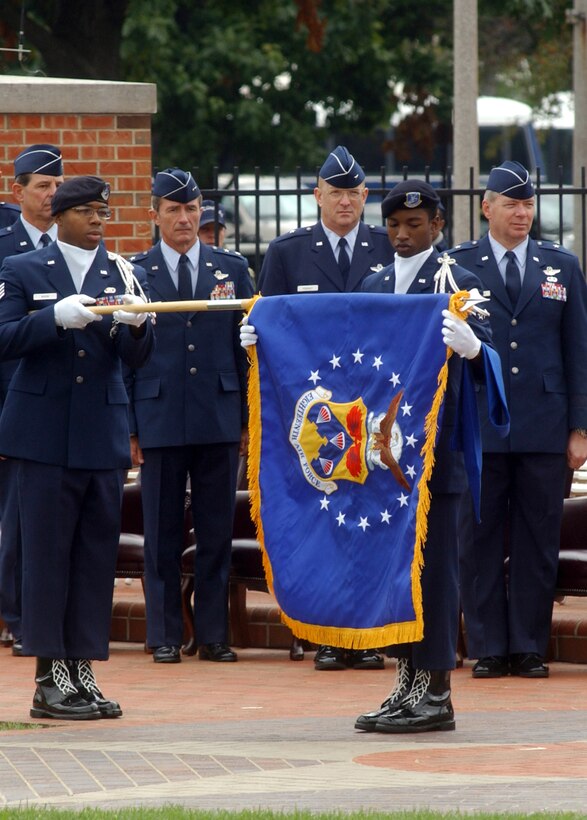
left=0, top=77, right=157, bottom=255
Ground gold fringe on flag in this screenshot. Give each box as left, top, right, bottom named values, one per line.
left=408, top=290, right=470, bottom=642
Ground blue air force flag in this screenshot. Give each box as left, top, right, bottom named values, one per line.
left=247, top=292, right=456, bottom=649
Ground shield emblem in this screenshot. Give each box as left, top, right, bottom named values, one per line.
left=404, top=192, right=422, bottom=208
left=290, top=387, right=368, bottom=493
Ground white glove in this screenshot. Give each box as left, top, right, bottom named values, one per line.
left=112, top=294, right=148, bottom=327
left=441, top=309, right=481, bottom=360
left=54, top=294, right=101, bottom=330
left=240, top=315, right=258, bottom=348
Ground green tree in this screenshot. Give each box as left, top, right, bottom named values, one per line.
left=478, top=0, right=572, bottom=109
left=0, top=0, right=574, bottom=175
left=121, top=0, right=402, bottom=176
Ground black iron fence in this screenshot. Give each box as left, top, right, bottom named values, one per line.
left=186, top=166, right=587, bottom=274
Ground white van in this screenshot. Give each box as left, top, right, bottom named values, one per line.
left=534, top=90, right=574, bottom=184
left=477, top=96, right=545, bottom=179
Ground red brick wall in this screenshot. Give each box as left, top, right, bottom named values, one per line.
left=0, top=112, right=152, bottom=255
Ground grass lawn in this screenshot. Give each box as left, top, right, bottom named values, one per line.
left=0, top=811, right=586, bottom=819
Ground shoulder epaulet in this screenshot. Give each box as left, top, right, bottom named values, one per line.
left=364, top=223, right=387, bottom=234
left=447, top=240, right=478, bottom=253
left=272, top=225, right=313, bottom=244
left=535, top=239, right=575, bottom=257
left=211, top=245, right=245, bottom=260
left=128, top=250, right=150, bottom=263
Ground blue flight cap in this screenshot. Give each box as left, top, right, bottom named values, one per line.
left=381, top=180, right=440, bottom=219
left=152, top=168, right=201, bottom=202
left=51, top=176, right=110, bottom=216
left=14, top=144, right=63, bottom=177
left=319, top=145, right=365, bottom=188
left=486, top=160, right=534, bottom=199
left=199, top=199, right=226, bottom=227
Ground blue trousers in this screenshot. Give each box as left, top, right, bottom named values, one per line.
left=388, top=491, right=461, bottom=670
left=460, top=452, right=567, bottom=658
left=141, top=442, right=239, bottom=648
left=0, top=458, right=21, bottom=637
left=19, top=461, right=123, bottom=659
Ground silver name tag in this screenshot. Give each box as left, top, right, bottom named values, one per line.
left=33, top=292, right=57, bottom=301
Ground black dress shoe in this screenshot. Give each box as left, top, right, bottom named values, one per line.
left=198, top=643, right=237, bottom=662
left=347, top=649, right=385, bottom=670
left=69, top=660, right=123, bottom=718
left=509, top=652, right=549, bottom=678
left=355, top=658, right=415, bottom=731
left=30, top=658, right=101, bottom=721
left=374, top=669, right=455, bottom=734
left=314, top=645, right=346, bottom=670
left=289, top=638, right=304, bottom=661
left=472, top=655, right=509, bottom=678
left=152, top=645, right=181, bottom=664
left=11, top=637, right=23, bottom=657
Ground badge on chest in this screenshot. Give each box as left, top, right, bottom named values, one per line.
left=541, top=266, right=566, bottom=301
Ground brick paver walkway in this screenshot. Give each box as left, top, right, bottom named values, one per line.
left=1, top=603, right=586, bottom=813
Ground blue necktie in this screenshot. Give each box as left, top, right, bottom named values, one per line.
left=505, top=250, right=521, bottom=308
left=39, top=233, right=51, bottom=247
left=338, top=237, right=350, bottom=286
left=177, top=254, right=193, bottom=300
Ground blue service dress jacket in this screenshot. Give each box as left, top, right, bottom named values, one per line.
left=449, top=236, right=587, bottom=452
left=361, top=252, right=494, bottom=493
left=126, top=241, right=254, bottom=446
left=0, top=244, right=155, bottom=469
left=0, top=219, right=43, bottom=403
left=0, top=203, right=21, bottom=230
left=258, top=221, right=394, bottom=295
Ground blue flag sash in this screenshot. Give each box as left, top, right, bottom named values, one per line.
left=246, top=292, right=464, bottom=648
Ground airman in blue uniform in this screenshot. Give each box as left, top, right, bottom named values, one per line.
left=0, top=176, right=154, bottom=719
left=354, top=180, right=502, bottom=732
left=257, top=147, right=395, bottom=670
left=126, top=169, right=253, bottom=665
left=0, top=144, right=64, bottom=655
left=450, top=161, right=587, bottom=680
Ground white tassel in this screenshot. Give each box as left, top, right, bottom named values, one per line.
left=434, top=252, right=490, bottom=320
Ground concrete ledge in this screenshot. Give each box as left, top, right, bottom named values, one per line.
left=0, top=76, right=157, bottom=114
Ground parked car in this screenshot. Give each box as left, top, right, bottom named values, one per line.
left=218, top=175, right=317, bottom=264
left=535, top=192, right=574, bottom=251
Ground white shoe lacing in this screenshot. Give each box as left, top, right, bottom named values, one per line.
left=402, top=668, right=431, bottom=708
left=385, top=657, right=410, bottom=702
left=76, top=659, right=102, bottom=695
left=50, top=659, right=78, bottom=696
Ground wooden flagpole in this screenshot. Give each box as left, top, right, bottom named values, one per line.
left=88, top=298, right=255, bottom=315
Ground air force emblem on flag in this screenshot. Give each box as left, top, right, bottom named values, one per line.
left=246, top=292, right=453, bottom=649
left=291, top=387, right=410, bottom=494
left=291, top=388, right=369, bottom=491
